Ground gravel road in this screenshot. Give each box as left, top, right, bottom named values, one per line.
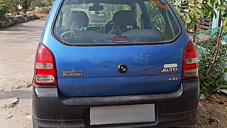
left=0, top=19, right=45, bottom=128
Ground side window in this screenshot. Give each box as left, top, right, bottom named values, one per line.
left=144, top=0, right=180, bottom=41
left=103, top=4, right=130, bottom=22
left=144, top=1, right=165, bottom=31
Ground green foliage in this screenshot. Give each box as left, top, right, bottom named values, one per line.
left=31, top=0, right=54, bottom=7
left=31, top=1, right=46, bottom=7
left=21, top=0, right=31, bottom=14
left=1, top=0, right=21, bottom=15
left=170, top=0, right=227, bottom=33
left=192, top=28, right=227, bottom=93
left=103, top=4, right=130, bottom=22
left=170, top=0, right=215, bottom=32
left=144, top=2, right=165, bottom=30
left=170, top=0, right=227, bottom=94
left=0, top=0, right=54, bottom=15
left=0, top=0, right=6, bottom=20
left=213, top=0, right=227, bottom=33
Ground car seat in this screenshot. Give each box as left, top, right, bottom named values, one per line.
left=68, top=11, right=89, bottom=31
left=110, top=10, right=136, bottom=34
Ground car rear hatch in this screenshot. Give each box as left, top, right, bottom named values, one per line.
left=55, top=43, right=184, bottom=97
left=50, top=0, right=189, bottom=97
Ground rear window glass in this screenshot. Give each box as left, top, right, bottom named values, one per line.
left=53, top=0, right=181, bottom=45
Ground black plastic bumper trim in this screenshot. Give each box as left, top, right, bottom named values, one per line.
left=59, top=84, right=183, bottom=106
left=32, top=78, right=199, bottom=128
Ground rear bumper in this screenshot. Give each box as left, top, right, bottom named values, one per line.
left=32, top=78, right=199, bottom=128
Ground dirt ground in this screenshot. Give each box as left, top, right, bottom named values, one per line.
left=0, top=19, right=226, bottom=128
left=192, top=94, right=227, bottom=128
left=0, top=19, right=44, bottom=128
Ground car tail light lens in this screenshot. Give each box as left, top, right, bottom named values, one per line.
left=34, top=44, right=57, bottom=85
left=182, top=41, right=198, bottom=79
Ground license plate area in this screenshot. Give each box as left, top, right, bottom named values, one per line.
left=90, top=104, right=155, bottom=125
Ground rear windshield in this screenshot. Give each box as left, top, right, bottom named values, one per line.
left=53, top=0, right=181, bottom=45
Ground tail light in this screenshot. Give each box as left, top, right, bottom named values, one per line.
left=182, top=41, right=198, bottom=79
left=33, top=44, right=57, bottom=85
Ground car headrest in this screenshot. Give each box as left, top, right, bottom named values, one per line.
left=68, top=11, right=89, bottom=28
left=113, top=10, right=136, bottom=27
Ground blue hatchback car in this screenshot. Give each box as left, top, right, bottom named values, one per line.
left=32, top=0, right=199, bottom=127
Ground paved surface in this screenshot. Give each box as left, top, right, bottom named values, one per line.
left=0, top=19, right=45, bottom=128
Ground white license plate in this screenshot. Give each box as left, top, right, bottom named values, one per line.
left=90, top=104, right=155, bottom=125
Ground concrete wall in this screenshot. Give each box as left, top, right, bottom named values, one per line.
left=0, top=14, right=38, bottom=29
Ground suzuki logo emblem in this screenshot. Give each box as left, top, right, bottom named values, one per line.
left=118, top=64, right=127, bottom=73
